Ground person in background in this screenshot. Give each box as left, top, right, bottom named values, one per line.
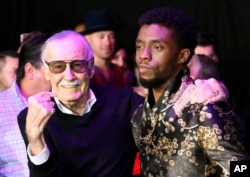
left=188, top=54, right=246, bottom=144
left=0, top=33, right=50, bottom=177
left=188, top=54, right=220, bottom=80
left=110, top=41, right=142, bottom=176
left=194, top=32, right=219, bottom=62
left=131, top=7, right=250, bottom=177
left=111, top=42, right=128, bottom=69
left=193, top=33, right=247, bottom=148
left=0, top=50, right=19, bottom=91
left=17, top=30, right=229, bottom=177
left=82, top=10, right=140, bottom=175
left=74, top=22, right=86, bottom=33
left=17, top=31, right=44, bottom=53
left=82, top=9, right=137, bottom=88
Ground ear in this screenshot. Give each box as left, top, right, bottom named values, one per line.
left=85, top=35, right=91, bottom=43
left=90, top=67, right=95, bottom=78
left=177, top=48, right=190, bottom=64
left=24, top=63, right=35, bottom=79
left=44, top=65, right=50, bottom=81
left=89, top=58, right=95, bottom=78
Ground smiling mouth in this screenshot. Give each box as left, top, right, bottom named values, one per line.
left=61, top=85, right=78, bottom=88
left=59, top=80, right=80, bottom=88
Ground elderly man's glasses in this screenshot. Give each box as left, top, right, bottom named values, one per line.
left=45, top=60, right=90, bottom=74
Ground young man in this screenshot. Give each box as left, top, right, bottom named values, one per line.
left=17, top=30, right=229, bottom=177
left=194, top=32, right=219, bottom=62
left=0, top=50, right=19, bottom=91
left=131, top=7, right=250, bottom=177
left=82, top=9, right=137, bottom=87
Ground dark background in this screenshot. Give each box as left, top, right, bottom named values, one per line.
left=1, top=0, right=249, bottom=83
left=1, top=0, right=250, bottom=149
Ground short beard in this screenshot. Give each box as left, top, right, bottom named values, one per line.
left=139, top=76, right=166, bottom=89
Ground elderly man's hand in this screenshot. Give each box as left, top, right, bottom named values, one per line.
left=26, top=91, right=57, bottom=155
left=189, top=78, right=229, bottom=104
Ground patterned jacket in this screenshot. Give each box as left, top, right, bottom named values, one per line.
left=132, top=70, right=250, bottom=177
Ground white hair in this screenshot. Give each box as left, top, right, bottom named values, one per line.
left=41, top=30, right=94, bottom=62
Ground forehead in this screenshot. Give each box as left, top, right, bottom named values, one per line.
left=5, top=56, right=19, bottom=67
left=91, top=30, right=115, bottom=36
left=116, top=48, right=126, bottom=55
left=136, top=24, right=173, bottom=43
left=195, top=45, right=215, bottom=54
left=45, top=37, right=90, bottom=61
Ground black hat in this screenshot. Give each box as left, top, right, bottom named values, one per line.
left=81, top=9, right=121, bottom=35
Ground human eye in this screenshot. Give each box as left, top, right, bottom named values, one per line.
left=73, top=61, right=82, bottom=67
left=73, top=61, right=88, bottom=70
left=135, top=42, right=143, bottom=50
left=51, top=62, right=65, bottom=70
left=97, top=33, right=104, bottom=39
left=153, top=44, right=163, bottom=50
left=108, top=32, right=115, bottom=39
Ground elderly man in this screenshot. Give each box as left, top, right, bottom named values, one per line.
left=17, top=30, right=229, bottom=177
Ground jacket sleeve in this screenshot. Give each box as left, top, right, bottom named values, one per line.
left=197, top=101, right=250, bottom=175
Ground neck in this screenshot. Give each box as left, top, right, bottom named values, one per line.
left=152, top=67, right=183, bottom=103
left=152, top=81, right=171, bottom=103
left=19, top=79, right=37, bottom=100
left=60, top=92, right=89, bottom=116
left=94, top=56, right=111, bottom=71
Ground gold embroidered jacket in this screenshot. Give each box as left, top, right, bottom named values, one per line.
left=132, top=71, right=250, bottom=177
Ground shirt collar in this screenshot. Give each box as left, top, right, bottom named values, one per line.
left=54, top=88, right=96, bottom=116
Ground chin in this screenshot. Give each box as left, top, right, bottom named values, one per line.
left=60, top=91, right=82, bottom=100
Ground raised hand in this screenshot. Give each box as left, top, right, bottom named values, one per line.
left=194, top=78, right=229, bottom=104
left=26, top=91, right=57, bottom=155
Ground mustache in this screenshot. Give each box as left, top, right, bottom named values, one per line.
left=59, top=80, right=80, bottom=87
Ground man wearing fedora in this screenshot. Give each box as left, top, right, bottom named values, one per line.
left=81, top=9, right=142, bottom=176
left=81, top=9, right=137, bottom=88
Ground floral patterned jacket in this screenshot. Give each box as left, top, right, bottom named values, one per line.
left=131, top=70, right=250, bottom=177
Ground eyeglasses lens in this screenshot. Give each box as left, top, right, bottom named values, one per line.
left=46, top=60, right=88, bottom=74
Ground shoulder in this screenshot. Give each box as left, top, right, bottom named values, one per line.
left=204, top=101, right=233, bottom=113
left=199, top=101, right=237, bottom=125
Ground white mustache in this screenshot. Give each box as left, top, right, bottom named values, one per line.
left=59, top=80, right=80, bottom=87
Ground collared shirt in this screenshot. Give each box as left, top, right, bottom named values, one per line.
left=91, top=64, right=137, bottom=87
left=28, top=89, right=97, bottom=165
left=0, top=82, right=29, bottom=177
left=54, top=89, right=96, bottom=116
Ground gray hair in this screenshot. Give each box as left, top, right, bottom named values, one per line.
left=41, top=30, right=94, bottom=62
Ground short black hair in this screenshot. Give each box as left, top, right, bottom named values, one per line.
left=0, top=50, right=19, bottom=70
left=196, top=32, right=218, bottom=54
left=138, top=7, right=197, bottom=65
left=0, top=50, right=19, bottom=58
left=17, top=33, right=49, bottom=85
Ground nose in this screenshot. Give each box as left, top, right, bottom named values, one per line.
left=138, top=47, right=151, bottom=62
left=103, top=36, right=112, bottom=45
left=64, top=64, right=76, bottom=80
